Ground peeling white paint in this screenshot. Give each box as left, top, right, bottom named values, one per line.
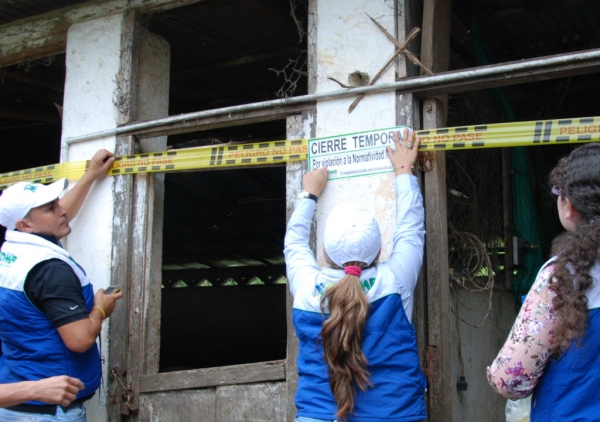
left=113, top=174, right=126, bottom=194
left=60, top=14, right=125, bottom=422
left=313, top=0, right=401, bottom=265
left=301, top=112, right=315, bottom=136
left=316, top=0, right=396, bottom=95
left=62, top=15, right=124, bottom=139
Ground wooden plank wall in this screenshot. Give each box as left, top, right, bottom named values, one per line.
left=139, top=383, right=287, bottom=421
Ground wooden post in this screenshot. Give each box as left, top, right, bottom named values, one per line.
left=423, top=99, right=452, bottom=421
left=107, top=134, right=135, bottom=420
left=107, top=9, right=141, bottom=420
left=421, top=0, right=452, bottom=77
left=420, top=0, right=453, bottom=420
left=124, top=171, right=156, bottom=417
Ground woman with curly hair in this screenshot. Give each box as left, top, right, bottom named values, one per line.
left=285, top=128, right=427, bottom=421
left=488, top=143, right=600, bottom=421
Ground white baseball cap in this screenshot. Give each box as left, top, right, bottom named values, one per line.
left=323, top=202, right=382, bottom=267
left=0, top=178, right=68, bottom=230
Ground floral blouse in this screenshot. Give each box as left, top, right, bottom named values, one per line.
left=487, top=260, right=558, bottom=399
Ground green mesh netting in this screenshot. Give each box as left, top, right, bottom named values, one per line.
left=471, top=21, right=544, bottom=306
left=509, top=148, right=544, bottom=304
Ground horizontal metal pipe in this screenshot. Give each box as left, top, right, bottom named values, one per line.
left=63, top=48, right=600, bottom=145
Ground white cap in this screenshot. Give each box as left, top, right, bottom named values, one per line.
left=323, top=202, right=382, bottom=267
left=0, top=178, right=68, bottom=230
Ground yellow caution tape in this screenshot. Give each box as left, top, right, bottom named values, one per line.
left=0, top=161, right=89, bottom=191
left=1, top=116, right=598, bottom=190
left=107, top=139, right=307, bottom=175
left=0, top=139, right=308, bottom=190
left=415, top=116, right=600, bottom=151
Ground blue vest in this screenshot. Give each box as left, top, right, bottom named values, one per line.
left=0, top=231, right=101, bottom=404
left=293, top=294, right=427, bottom=422
left=531, top=308, right=600, bottom=421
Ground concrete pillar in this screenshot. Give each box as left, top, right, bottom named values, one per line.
left=60, top=12, right=169, bottom=421
left=312, top=0, right=403, bottom=263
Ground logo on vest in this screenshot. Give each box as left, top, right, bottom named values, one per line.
left=361, top=277, right=376, bottom=291
left=316, top=277, right=376, bottom=295
left=0, top=251, right=17, bottom=265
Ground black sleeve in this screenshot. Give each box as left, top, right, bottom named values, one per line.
left=25, top=259, right=89, bottom=328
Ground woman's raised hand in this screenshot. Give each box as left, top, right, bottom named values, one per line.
left=302, top=167, right=328, bottom=197
left=386, top=128, right=420, bottom=176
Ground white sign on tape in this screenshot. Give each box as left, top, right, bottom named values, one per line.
left=308, top=126, right=407, bottom=180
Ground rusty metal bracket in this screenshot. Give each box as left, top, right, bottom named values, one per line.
left=419, top=151, right=435, bottom=173
left=425, top=345, right=439, bottom=384
left=110, top=367, right=139, bottom=415
left=121, top=387, right=137, bottom=415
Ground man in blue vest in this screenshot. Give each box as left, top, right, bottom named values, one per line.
left=0, top=149, right=123, bottom=421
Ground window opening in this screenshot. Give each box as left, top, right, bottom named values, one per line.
left=160, top=165, right=287, bottom=371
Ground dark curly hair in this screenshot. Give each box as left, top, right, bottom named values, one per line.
left=548, top=142, right=600, bottom=357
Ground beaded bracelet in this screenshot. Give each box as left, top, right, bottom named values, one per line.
left=394, top=165, right=414, bottom=171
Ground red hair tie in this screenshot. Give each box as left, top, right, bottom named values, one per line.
left=344, top=266, right=362, bottom=277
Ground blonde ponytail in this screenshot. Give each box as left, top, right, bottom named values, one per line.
left=320, top=261, right=371, bottom=419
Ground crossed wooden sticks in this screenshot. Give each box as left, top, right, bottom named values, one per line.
left=328, top=14, right=434, bottom=113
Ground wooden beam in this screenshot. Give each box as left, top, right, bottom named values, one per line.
left=422, top=98, right=452, bottom=422
left=107, top=136, right=136, bottom=418
left=421, top=0, right=451, bottom=75
left=0, top=0, right=205, bottom=67
left=138, top=361, right=285, bottom=392
left=107, top=10, right=142, bottom=419
left=124, top=171, right=158, bottom=413
left=421, top=0, right=452, bottom=421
